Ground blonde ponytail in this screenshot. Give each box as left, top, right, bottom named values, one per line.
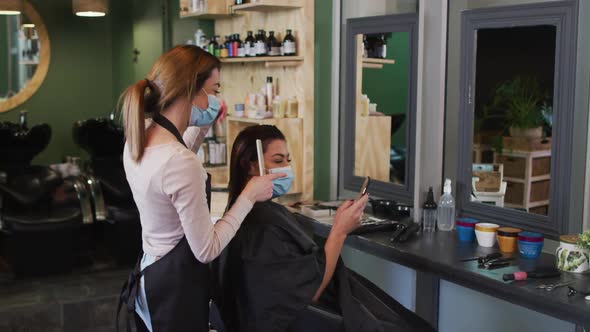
left=121, top=79, right=149, bottom=162
left=118, top=45, right=221, bottom=162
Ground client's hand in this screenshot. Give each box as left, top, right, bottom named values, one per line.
left=331, top=194, right=368, bottom=237
left=242, top=173, right=286, bottom=203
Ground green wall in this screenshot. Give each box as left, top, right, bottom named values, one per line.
left=167, top=0, right=214, bottom=48
left=0, top=0, right=133, bottom=165
left=0, top=0, right=335, bottom=201
left=361, top=33, right=409, bottom=147
left=313, top=0, right=333, bottom=200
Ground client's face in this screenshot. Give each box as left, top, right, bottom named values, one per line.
left=248, top=139, right=290, bottom=176
left=264, top=139, right=291, bottom=171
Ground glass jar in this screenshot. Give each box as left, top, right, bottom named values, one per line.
left=272, top=97, right=284, bottom=118
left=286, top=97, right=298, bottom=118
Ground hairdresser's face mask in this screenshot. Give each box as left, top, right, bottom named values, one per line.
left=268, top=166, right=294, bottom=198
left=190, top=89, right=220, bottom=127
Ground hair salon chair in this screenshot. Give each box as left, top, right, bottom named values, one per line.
left=0, top=121, right=86, bottom=277
left=72, top=116, right=142, bottom=266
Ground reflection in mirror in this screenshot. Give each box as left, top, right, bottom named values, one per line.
left=471, top=26, right=555, bottom=216
left=354, top=32, right=409, bottom=185
left=0, top=14, right=41, bottom=101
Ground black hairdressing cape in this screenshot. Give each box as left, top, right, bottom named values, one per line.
left=212, top=201, right=435, bottom=332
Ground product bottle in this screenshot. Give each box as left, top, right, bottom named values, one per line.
left=195, top=28, right=204, bottom=48
left=235, top=34, right=245, bottom=57
left=208, top=36, right=218, bottom=55
left=225, top=35, right=233, bottom=57
left=380, top=34, right=387, bottom=58
left=231, top=33, right=239, bottom=57
left=219, top=42, right=228, bottom=58
left=213, top=36, right=221, bottom=57
left=255, top=30, right=268, bottom=56
left=244, top=31, right=255, bottom=57
left=283, top=29, right=296, bottom=56
left=437, top=179, right=456, bottom=231
left=265, top=77, right=273, bottom=108
left=422, top=187, right=437, bottom=232
left=267, top=31, right=281, bottom=56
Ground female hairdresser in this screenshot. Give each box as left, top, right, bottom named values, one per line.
left=115, top=45, right=284, bottom=332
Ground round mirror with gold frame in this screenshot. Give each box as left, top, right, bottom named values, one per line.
left=0, top=1, right=50, bottom=112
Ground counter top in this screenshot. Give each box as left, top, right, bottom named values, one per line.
left=295, top=213, right=590, bottom=327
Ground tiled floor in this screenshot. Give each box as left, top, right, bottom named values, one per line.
left=0, top=192, right=230, bottom=332
left=0, top=268, right=134, bottom=332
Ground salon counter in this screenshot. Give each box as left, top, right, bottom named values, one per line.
left=294, top=213, right=590, bottom=328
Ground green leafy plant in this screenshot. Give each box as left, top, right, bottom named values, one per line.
left=490, top=76, right=547, bottom=129
left=577, top=229, right=590, bottom=251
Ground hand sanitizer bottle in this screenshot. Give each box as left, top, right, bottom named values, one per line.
left=437, top=179, right=455, bottom=231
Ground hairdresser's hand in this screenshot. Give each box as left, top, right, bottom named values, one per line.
left=331, top=194, right=369, bottom=238
left=241, top=172, right=287, bottom=204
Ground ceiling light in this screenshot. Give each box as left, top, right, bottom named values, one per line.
left=0, top=0, right=22, bottom=15
left=73, top=0, right=108, bottom=17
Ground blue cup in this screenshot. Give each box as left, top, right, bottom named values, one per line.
left=456, top=218, right=478, bottom=242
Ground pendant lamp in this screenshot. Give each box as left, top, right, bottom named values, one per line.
left=20, top=13, right=34, bottom=27
left=73, top=0, right=108, bottom=17
left=0, top=0, right=22, bottom=15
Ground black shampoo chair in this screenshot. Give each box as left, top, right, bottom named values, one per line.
left=73, top=117, right=142, bottom=266
left=0, top=122, right=84, bottom=277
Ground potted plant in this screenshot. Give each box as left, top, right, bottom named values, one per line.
left=487, top=76, right=548, bottom=139
left=553, top=232, right=590, bottom=273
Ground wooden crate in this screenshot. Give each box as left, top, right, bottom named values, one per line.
left=529, top=205, right=549, bottom=216
left=505, top=182, right=524, bottom=205
left=502, top=136, right=552, bottom=152
left=472, top=143, right=494, bottom=164
left=495, top=148, right=552, bottom=213
left=532, top=157, right=551, bottom=177
left=472, top=164, right=503, bottom=192
left=530, top=180, right=550, bottom=203
left=497, top=155, right=526, bottom=179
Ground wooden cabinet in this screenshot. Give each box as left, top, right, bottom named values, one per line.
left=495, top=148, right=551, bottom=215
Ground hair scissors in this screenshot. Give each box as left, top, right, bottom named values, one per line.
left=535, top=281, right=574, bottom=291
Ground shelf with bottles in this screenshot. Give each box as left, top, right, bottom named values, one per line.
left=202, top=29, right=299, bottom=64
left=179, top=0, right=233, bottom=19
left=231, top=0, right=303, bottom=13
left=219, top=55, right=303, bottom=67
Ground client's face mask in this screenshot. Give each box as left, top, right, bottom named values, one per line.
left=268, top=166, right=294, bottom=198
left=190, top=89, right=220, bottom=127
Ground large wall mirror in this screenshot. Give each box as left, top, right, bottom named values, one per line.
left=341, top=13, right=418, bottom=203
left=455, top=1, right=578, bottom=237
left=0, top=1, right=50, bottom=112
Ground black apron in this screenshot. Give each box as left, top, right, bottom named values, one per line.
left=116, top=113, right=211, bottom=332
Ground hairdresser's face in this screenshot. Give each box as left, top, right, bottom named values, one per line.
left=203, top=68, right=221, bottom=96
left=192, top=68, right=221, bottom=109
left=249, top=139, right=290, bottom=176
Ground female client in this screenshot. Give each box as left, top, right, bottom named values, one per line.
left=214, top=125, right=435, bottom=332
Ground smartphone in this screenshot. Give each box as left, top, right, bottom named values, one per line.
left=358, top=176, right=371, bottom=200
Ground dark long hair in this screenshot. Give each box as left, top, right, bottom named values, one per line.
left=227, top=125, right=286, bottom=210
